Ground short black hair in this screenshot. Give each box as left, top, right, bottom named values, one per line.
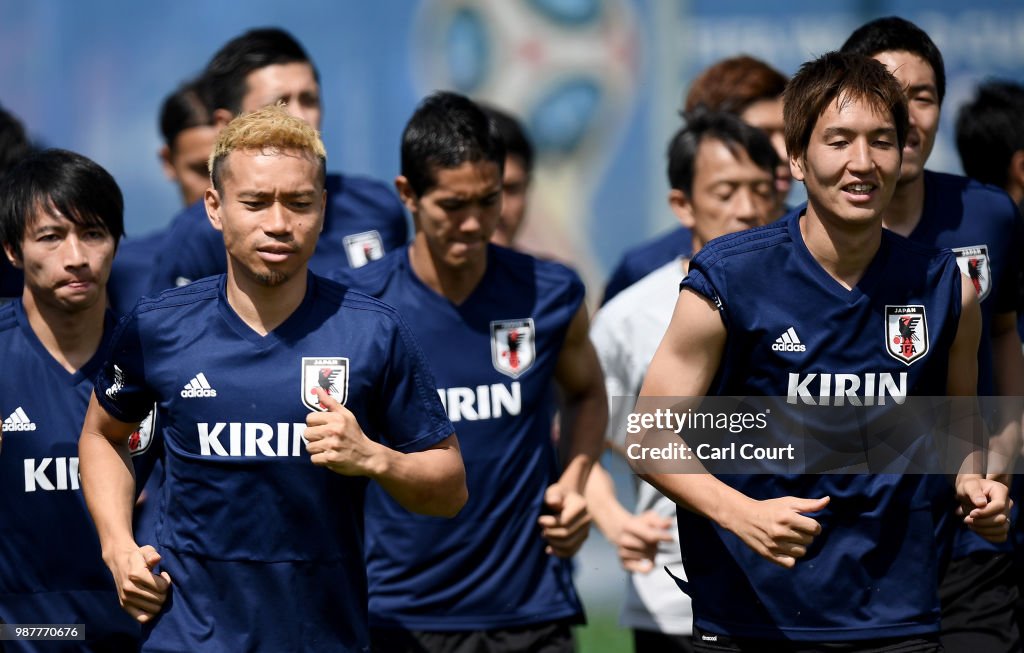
left=840, top=16, right=946, bottom=106
left=203, top=27, right=319, bottom=116
left=481, top=104, right=534, bottom=175
left=956, top=80, right=1024, bottom=189
left=0, top=105, right=33, bottom=177
left=159, top=77, right=214, bottom=151
left=668, top=110, right=778, bottom=196
left=0, top=149, right=124, bottom=258
left=401, top=92, right=505, bottom=196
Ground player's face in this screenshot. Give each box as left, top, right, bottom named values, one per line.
left=6, top=206, right=115, bottom=313
left=490, top=155, right=529, bottom=247
left=740, top=97, right=791, bottom=202
left=791, top=94, right=902, bottom=227
left=872, top=50, right=939, bottom=186
left=403, top=161, right=502, bottom=269
left=162, top=125, right=218, bottom=206
left=242, top=63, right=322, bottom=131
left=676, top=138, right=775, bottom=249
left=207, top=149, right=325, bottom=287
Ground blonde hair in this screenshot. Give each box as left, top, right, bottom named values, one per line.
left=208, top=104, right=327, bottom=190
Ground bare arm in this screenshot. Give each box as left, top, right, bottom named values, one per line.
left=637, top=288, right=828, bottom=568
left=79, top=392, right=171, bottom=622
left=948, top=277, right=1011, bottom=542
left=304, top=388, right=467, bottom=517
left=988, top=310, right=1024, bottom=484
left=536, top=304, right=608, bottom=557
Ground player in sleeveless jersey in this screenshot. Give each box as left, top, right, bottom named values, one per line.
left=335, top=92, right=606, bottom=653
left=0, top=149, right=141, bottom=651
left=634, top=53, right=1009, bottom=651
left=79, top=107, right=465, bottom=652
left=843, top=19, right=1024, bottom=651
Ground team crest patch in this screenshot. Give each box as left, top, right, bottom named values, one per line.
left=301, top=357, right=349, bottom=411
left=491, top=319, right=536, bottom=379
left=952, top=245, right=991, bottom=301
left=128, top=406, right=157, bottom=457
left=885, top=305, right=929, bottom=366
left=343, top=230, right=384, bottom=268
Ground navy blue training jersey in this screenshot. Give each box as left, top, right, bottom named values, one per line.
left=149, top=173, right=410, bottom=292
left=678, top=212, right=963, bottom=641
left=0, top=301, right=142, bottom=652
left=107, top=229, right=168, bottom=316
left=336, top=245, right=586, bottom=631
left=602, top=225, right=691, bottom=305
left=0, top=254, right=21, bottom=299
left=92, top=273, right=452, bottom=652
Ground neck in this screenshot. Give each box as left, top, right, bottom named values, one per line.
left=408, top=235, right=487, bottom=304
left=225, top=264, right=308, bottom=336
left=22, top=289, right=107, bottom=373
left=800, top=207, right=882, bottom=290
left=881, top=173, right=925, bottom=237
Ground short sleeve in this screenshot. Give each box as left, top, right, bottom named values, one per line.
left=375, top=312, right=454, bottom=453
left=92, top=312, right=158, bottom=424
left=680, top=253, right=729, bottom=328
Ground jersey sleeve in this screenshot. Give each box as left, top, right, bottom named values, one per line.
left=92, top=312, right=158, bottom=424
left=680, top=252, right=730, bottom=328
left=374, top=312, right=454, bottom=453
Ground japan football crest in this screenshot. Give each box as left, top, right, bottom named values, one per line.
left=491, top=318, right=535, bottom=379
left=885, top=305, right=929, bottom=366
left=343, top=230, right=384, bottom=268
left=301, top=357, right=349, bottom=411
left=128, top=405, right=157, bottom=457
left=952, top=245, right=991, bottom=301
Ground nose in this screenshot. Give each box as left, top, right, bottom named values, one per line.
left=63, top=234, right=88, bottom=268
left=262, top=201, right=291, bottom=236
left=733, top=187, right=761, bottom=225
left=847, top=139, right=873, bottom=173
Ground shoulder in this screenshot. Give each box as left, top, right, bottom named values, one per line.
left=129, top=275, right=222, bottom=321
left=313, top=273, right=411, bottom=331
left=0, top=301, right=17, bottom=334
left=328, top=247, right=406, bottom=296
left=327, top=173, right=402, bottom=208
left=491, top=244, right=585, bottom=297
left=691, top=220, right=792, bottom=271
left=927, top=170, right=1019, bottom=221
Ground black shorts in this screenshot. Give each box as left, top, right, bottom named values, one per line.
left=370, top=620, right=575, bottom=653
left=939, top=552, right=1021, bottom=653
left=691, top=626, right=942, bottom=653
left=634, top=628, right=695, bottom=653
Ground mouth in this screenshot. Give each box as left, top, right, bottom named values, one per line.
left=841, top=182, right=879, bottom=202
left=257, top=245, right=297, bottom=263
left=60, top=278, right=96, bottom=291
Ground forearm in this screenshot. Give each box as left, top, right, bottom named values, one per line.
left=642, top=471, right=752, bottom=530
left=370, top=435, right=467, bottom=518
left=557, top=388, right=607, bottom=493
left=79, top=427, right=138, bottom=557
left=583, top=462, right=630, bottom=539
left=990, top=322, right=1024, bottom=479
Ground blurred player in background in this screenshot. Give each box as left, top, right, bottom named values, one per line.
left=482, top=104, right=535, bottom=250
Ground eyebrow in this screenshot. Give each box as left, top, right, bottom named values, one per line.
left=821, top=126, right=896, bottom=139
left=236, top=189, right=318, bottom=199
left=906, top=83, right=937, bottom=96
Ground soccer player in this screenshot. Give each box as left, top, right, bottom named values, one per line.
left=79, top=106, right=466, bottom=652
left=0, top=104, right=34, bottom=300
left=0, top=149, right=142, bottom=651
left=842, top=18, right=1024, bottom=651
left=586, top=110, right=778, bottom=653
left=602, top=55, right=789, bottom=305
left=149, top=27, right=409, bottom=292
left=335, top=92, right=606, bottom=653
left=635, top=51, right=1010, bottom=651
left=481, top=104, right=534, bottom=249
left=956, top=80, right=1024, bottom=213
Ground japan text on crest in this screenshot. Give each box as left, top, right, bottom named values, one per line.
left=343, top=230, right=384, bottom=269
left=952, top=245, right=990, bottom=301
left=301, top=357, right=349, bottom=411
left=885, top=305, right=929, bottom=366
left=490, top=318, right=535, bottom=379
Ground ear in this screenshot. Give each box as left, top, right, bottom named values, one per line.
left=213, top=108, right=235, bottom=130
left=158, top=145, right=177, bottom=181
left=394, top=175, right=419, bottom=216
left=2, top=242, right=22, bottom=269
left=668, top=189, right=696, bottom=230
left=205, top=187, right=224, bottom=233
left=789, top=153, right=806, bottom=182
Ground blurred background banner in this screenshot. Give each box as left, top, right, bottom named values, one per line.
left=2, top=0, right=1021, bottom=296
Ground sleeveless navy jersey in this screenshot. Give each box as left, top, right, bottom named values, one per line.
left=906, top=171, right=1024, bottom=559
left=602, top=225, right=691, bottom=305
left=149, top=173, right=410, bottom=292
left=335, top=245, right=586, bottom=631
left=92, top=273, right=452, bottom=652
left=678, top=212, right=962, bottom=641
left=0, top=254, right=22, bottom=298
left=0, top=301, right=142, bottom=651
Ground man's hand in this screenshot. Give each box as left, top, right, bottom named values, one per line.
left=538, top=485, right=591, bottom=558
left=613, top=511, right=674, bottom=573
left=305, top=388, right=382, bottom=477
left=957, top=477, right=1012, bottom=542
left=722, top=495, right=829, bottom=568
left=105, top=544, right=171, bottom=623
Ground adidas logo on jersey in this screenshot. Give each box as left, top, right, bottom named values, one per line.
left=3, top=407, right=37, bottom=432
left=771, top=327, right=806, bottom=352
left=181, top=373, right=217, bottom=398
